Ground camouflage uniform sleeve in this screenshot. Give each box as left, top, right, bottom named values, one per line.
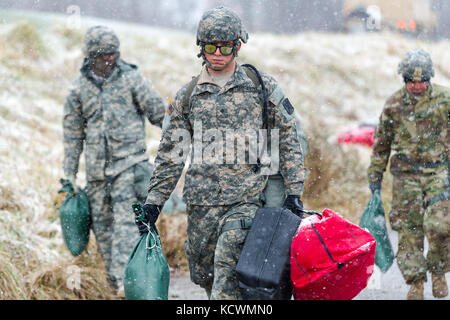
left=132, top=71, right=166, bottom=128
left=62, top=81, right=85, bottom=178
left=145, top=84, right=191, bottom=206
left=265, top=75, right=306, bottom=196
left=368, top=104, right=395, bottom=185
left=445, top=90, right=450, bottom=161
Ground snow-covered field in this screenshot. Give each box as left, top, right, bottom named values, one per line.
left=0, top=10, right=449, bottom=299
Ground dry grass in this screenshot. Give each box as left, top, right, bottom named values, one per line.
left=156, top=214, right=189, bottom=272
left=3, top=20, right=47, bottom=59
left=302, top=120, right=372, bottom=223
left=0, top=237, right=116, bottom=299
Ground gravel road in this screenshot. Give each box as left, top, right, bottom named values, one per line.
left=168, top=229, right=449, bottom=300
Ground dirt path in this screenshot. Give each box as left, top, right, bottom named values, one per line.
left=168, top=229, right=449, bottom=300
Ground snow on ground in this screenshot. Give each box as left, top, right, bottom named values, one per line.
left=169, top=229, right=450, bottom=300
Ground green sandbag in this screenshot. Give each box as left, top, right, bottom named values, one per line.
left=124, top=203, right=170, bottom=300
left=58, top=179, right=91, bottom=256
left=360, top=190, right=395, bottom=272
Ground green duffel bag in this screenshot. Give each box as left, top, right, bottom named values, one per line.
left=359, top=190, right=395, bottom=273
left=58, top=178, right=91, bottom=256
left=124, top=203, right=170, bottom=300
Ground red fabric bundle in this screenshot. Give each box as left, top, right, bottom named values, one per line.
left=291, top=209, right=376, bottom=300
left=337, top=126, right=376, bottom=147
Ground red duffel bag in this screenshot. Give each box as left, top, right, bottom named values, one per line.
left=336, top=125, right=376, bottom=147
left=291, top=209, right=376, bottom=300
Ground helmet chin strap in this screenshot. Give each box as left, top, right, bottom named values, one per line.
left=199, top=41, right=239, bottom=71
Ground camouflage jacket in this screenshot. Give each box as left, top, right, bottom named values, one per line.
left=146, top=64, right=306, bottom=206
left=63, top=60, right=166, bottom=181
left=368, top=83, right=449, bottom=184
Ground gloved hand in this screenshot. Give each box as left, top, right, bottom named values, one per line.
left=136, top=219, right=149, bottom=235
left=369, top=182, right=381, bottom=194
left=135, top=203, right=162, bottom=235
left=66, top=174, right=80, bottom=193
left=283, top=195, right=304, bottom=218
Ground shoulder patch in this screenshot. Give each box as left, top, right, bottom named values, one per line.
left=282, top=98, right=294, bottom=115
left=167, top=100, right=175, bottom=116
left=268, top=85, right=285, bottom=106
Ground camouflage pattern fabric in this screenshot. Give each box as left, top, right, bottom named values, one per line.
left=146, top=63, right=306, bottom=206
left=63, top=60, right=166, bottom=181
left=86, top=162, right=148, bottom=288
left=63, top=27, right=166, bottom=289
left=184, top=200, right=260, bottom=299
left=82, top=25, right=120, bottom=56
left=391, top=168, right=449, bottom=283
left=368, top=83, right=449, bottom=284
left=196, top=6, right=248, bottom=45
left=263, top=112, right=308, bottom=207
left=368, top=84, right=449, bottom=184
left=146, top=63, right=305, bottom=299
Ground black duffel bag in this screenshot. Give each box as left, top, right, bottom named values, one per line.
left=236, top=207, right=302, bottom=300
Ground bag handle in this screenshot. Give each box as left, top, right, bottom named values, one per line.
left=299, top=209, right=322, bottom=218
left=143, top=223, right=161, bottom=250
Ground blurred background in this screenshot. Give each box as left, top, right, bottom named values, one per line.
left=1, top=0, right=449, bottom=39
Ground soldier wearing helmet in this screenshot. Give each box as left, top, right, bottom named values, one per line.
left=63, top=25, right=166, bottom=294
left=140, top=7, right=307, bottom=299
left=195, top=6, right=248, bottom=71
left=82, top=25, right=121, bottom=81
left=368, top=49, right=449, bottom=300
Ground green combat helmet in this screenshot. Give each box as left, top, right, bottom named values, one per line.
left=196, top=6, right=248, bottom=70
left=398, top=48, right=434, bottom=82
left=82, top=25, right=120, bottom=58
left=196, top=6, right=248, bottom=45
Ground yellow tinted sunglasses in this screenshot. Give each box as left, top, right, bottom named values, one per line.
left=203, top=43, right=234, bottom=56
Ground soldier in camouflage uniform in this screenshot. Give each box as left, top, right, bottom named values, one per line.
left=62, top=25, right=166, bottom=292
left=139, top=7, right=306, bottom=299
left=368, top=49, right=449, bottom=300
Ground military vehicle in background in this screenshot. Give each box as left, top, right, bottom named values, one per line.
left=343, top=0, right=448, bottom=39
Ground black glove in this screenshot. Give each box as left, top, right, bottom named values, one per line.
left=66, top=174, right=80, bottom=193
left=283, top=195, right=304, bottom=218
left=143, top=204, right=162, bottom=225
left=136, top=220, right=149, bottom=235
left=134, top=203, right=162, bottom=235
left=369, top=182, right=381, bottom=194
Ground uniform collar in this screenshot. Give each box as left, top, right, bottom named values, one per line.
left=197, top=65, right=234, bottom=86
left=194, top=63, right=255, bottom=96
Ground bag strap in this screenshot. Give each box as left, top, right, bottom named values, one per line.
left=310, top=222, right=345, bottom=270
left=242, top=64, right=270, bottom=173
left=181, top=75, right=200, bottom=118
left=242, top=64, right=269, bottom=132
left=221, top=218, right=253, bottom=233
left=180, top=64, right=270, bottom=173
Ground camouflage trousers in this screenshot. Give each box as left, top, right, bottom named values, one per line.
left=390, top=167, right=449, bottom=284
left=184, top=199, right=262, bottom=300
left=86, top=160, right=153, bottom=289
